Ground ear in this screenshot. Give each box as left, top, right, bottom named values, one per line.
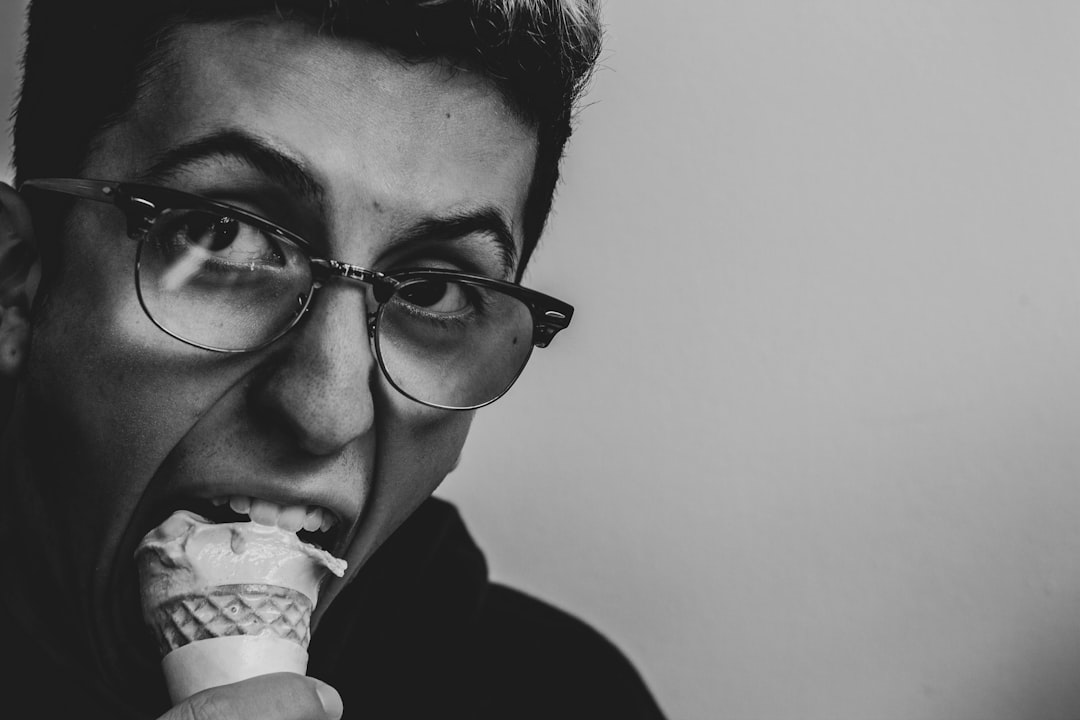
left=0, top=182, right=40, bottom=379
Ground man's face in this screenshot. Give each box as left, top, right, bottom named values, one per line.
left=11, top=18, right=536, bottom=684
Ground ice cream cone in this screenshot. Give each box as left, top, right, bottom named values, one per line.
left=135, top=510, right=347, bottom=703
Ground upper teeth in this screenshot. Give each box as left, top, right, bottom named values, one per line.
left=211, top=496, right=337, bottom=533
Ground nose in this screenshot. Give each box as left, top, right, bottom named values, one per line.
left=248, top=282, right=377, bottom=456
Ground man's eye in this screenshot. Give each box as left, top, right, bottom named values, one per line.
left=183, top=216, right=267, bottom=255
left=188, top=216, right=241, bottom=252
left=389, top=249, right=510, bottom=283
left=398, top=280, right=469, bottom=313
left=158, top=211, right=286, bottom=268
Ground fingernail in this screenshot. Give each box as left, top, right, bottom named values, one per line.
left=313, top=679, right=344, bottom=720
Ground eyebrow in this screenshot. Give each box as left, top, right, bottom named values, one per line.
left=396, top=210, right=518, bottom=277
left=138, top=128, right=519, bottom=276
left=139, top=128, right=326, bottom=212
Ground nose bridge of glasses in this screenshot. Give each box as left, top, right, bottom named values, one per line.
left=310, top=258, right=396, bottom=303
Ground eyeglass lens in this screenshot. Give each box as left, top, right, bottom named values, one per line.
left=135, top=207, right=535, bottom=409
left=375, top=280, right=534, bottom=409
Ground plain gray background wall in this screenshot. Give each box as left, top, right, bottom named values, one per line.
left=5, top=2, right=1080, bottom=719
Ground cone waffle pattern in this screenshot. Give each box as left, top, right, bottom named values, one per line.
left=149, top=583, right=313, bottom=656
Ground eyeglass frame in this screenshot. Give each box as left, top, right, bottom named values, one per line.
left=18, top=177, right=574, bottom=410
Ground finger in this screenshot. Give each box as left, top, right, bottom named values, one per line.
left=156, top=673, right=344, bottom=720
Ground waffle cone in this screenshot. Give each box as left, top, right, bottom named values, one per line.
left=146, top=582, right=314, bottom=655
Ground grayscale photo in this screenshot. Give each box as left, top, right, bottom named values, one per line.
left=2, top=2, right=1080, bottom=719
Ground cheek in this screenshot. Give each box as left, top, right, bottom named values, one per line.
left=375, top=400, right=474, bottom=508
left=27, top=309, right=192, bottom=500
left=24, top=231, right=251, bottom=503
left=30, top=232, right=162, bottom=434
left=35, top=207, right=148, bottom=349
left=380, top=402, right=473, bottom=475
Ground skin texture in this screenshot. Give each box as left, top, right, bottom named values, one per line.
left=159, top=674, right=343, bottom=720
left=0, top=18, right=536, bottom=717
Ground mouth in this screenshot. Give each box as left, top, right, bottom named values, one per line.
left=166, top=495, right=347, bottom=554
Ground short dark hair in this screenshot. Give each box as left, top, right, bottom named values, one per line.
left=13, top=0, right=603, bottom=273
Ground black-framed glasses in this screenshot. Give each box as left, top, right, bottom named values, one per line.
left=20, top=178, right=573, bottom=410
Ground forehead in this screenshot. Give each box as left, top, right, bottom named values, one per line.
left=86, top=18, right=538, bottom=256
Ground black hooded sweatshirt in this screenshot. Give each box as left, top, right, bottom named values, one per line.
left=10, top=498, right=668, bottom=718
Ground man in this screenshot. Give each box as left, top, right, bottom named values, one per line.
left=0, top=1, right=666, bottom=718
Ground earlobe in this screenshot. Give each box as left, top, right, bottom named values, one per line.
left=0, top=182, right=40, bottom=378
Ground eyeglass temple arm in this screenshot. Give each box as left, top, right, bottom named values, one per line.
left=19, top=178, right=121, bottom=205
left=21, top=179, right=160, bottom=239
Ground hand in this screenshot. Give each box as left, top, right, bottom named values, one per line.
left=156, top=673, right=344, bottom=720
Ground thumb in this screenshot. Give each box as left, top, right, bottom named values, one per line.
left=156, top=673, right=344, bottom=720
